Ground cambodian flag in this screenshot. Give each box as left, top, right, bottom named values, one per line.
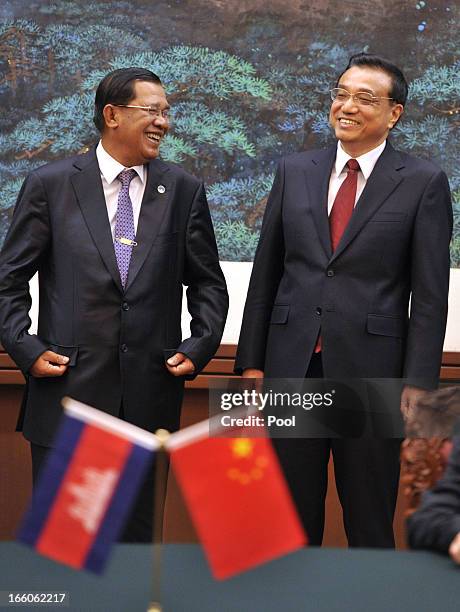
left=17, top=397, right=159, bottom=573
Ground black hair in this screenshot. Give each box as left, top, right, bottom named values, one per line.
left=93, top=67, right=162, bottom=132
left=337, top=53, right=408, bottom=105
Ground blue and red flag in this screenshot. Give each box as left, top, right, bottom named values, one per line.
left=17, top=397, right=158, bottom=573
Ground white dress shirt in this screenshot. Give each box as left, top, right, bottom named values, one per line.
left=96, top=141, right=147, bottom=238
left=327, top=140, right=386, bottom=215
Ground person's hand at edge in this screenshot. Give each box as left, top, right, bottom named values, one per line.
left=449, top=532, right=460, bottom=563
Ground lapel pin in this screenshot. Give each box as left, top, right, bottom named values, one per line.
left=157, top=184, right=166, bottom=194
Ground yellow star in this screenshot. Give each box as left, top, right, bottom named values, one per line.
left=230, top=438, right=254, bottom=458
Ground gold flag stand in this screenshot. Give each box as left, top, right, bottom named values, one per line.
left=147, top=428, right=170, bottom=612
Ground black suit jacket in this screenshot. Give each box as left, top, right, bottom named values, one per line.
left=0, top=148, right=228, bottom=446
left=235, top=142, right=452, bottom=387
left=407, top=436, right=460, bottom=553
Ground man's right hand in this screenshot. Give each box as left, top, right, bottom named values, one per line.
left=30, top=350, right=69, bottom=377
left=242, top=369, right=264, bottom=393
left=242, top=369, right=264, bottom=379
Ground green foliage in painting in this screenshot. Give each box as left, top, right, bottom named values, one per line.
left=410, top=64, right=459, bottom=104
left=208, top=174, right=274, bottom=226
left=214, top=221, right=260, bottom=262
left=392, top=60, right=459, bottom=263
left=82, top=47, right=272, bottom=101
left=171, top=103, right=256, bottom=158
left=396, top=115, right=451, bottom=151
left=158, top=135, right=198, bottom=164
left=0, top=2, right=458, bottom=263
left=0, top=178, right=24, bottom=212
left=0, top=93, right=94, bottom=157
left=451, top=193, right=460, bottom=268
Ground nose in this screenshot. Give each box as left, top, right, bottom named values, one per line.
left=154, top=114, right=169, bottom=129
left=341, top=95, right=359, bottom=112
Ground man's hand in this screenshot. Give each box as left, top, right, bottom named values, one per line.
left=166, top=352, right=195, bottom=377
left=30, top=350, right=69, bottom=377
left=242, top=369, right=264, bottom=392
left=400, top=384, right=429, bottom=420
left=449, top=532, right=460, bottom=564
left=242, top=369, right=264, bottom=379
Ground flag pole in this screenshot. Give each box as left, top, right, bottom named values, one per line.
left=147, top=428, right=170, bottom=612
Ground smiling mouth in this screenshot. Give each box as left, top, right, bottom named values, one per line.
left=338, top=118, right=360, bottom=126
left=145, top=133, right=162, bottom=143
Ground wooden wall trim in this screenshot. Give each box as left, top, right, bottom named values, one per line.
left=443, top=352, right=460, bottom=365
left=0, top=344, right=458, bottom=388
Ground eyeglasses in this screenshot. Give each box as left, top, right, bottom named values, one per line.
left=113, top=104, right=171, bottom=121
left=330, top=88, right=394, bottom=107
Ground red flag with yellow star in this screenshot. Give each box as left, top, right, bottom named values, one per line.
left=167, top=426, right=307, bottom=579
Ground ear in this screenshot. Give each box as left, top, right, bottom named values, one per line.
left=388, top=103, right=404, bottom=129
left=102, top=104, right=121, bottom=130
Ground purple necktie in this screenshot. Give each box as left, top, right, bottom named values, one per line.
left=114, top=169, right=137, bottom=288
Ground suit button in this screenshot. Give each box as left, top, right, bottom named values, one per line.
left=122, top=302, right=129, bottom=311
left=120, top=344, right=128, bottom=353
left=327, top=269, right=334, bottom=277
left=316, top=307, right=322, bottom=316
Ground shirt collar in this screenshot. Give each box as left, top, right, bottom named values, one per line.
left=335, top=140, right=386, bottom=180
left=96, top=141, right=145, bottom=185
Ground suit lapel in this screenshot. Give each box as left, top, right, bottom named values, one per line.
left=305, top=146, right=336, bottom=259
left=330, top=142, right=405, bottom=263
left=124, top=158, right=172, bottom=291
left=70, top=149, right=123, bottom=292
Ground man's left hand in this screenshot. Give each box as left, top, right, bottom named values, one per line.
left=166, top=352, right=195, bottom=377
left=400, top=385, right=429, bottom=420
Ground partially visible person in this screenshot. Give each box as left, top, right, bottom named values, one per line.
left=408, top=435, right=460, bottom=562
left=407, top=388, right=460, bottom=562
left=235, top=53, right=453, bottom=548
left=0, top=67, right=228, bottom=541
left=405, top=386, right=460, bottom=440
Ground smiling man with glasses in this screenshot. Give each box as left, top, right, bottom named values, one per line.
left=0, top=67, right=228, bottom=543
left=236, top=53, right=452, bottom=548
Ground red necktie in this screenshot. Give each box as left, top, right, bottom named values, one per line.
left=314, top=158, right=360, bottom=353
left=329, top=158, right=360, bottom=252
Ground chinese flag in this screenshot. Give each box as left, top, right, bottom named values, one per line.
left=169, top=435, right=307, bottom=579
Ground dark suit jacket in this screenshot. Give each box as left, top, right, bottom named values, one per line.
left=407, top=436, right=460, bottom=553
left=235, top=142, right=452, bottom=387
left=0, top=148, right=228, bottom=446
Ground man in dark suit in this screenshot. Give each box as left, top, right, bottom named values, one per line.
left=408, top=436, right=460, bottom=561
left=0, top=67, right=228, bottom=540
left=235, top=54, right=452, bottom=547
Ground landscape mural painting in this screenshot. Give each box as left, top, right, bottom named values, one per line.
left=0, top=0, right=458, bottom=264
